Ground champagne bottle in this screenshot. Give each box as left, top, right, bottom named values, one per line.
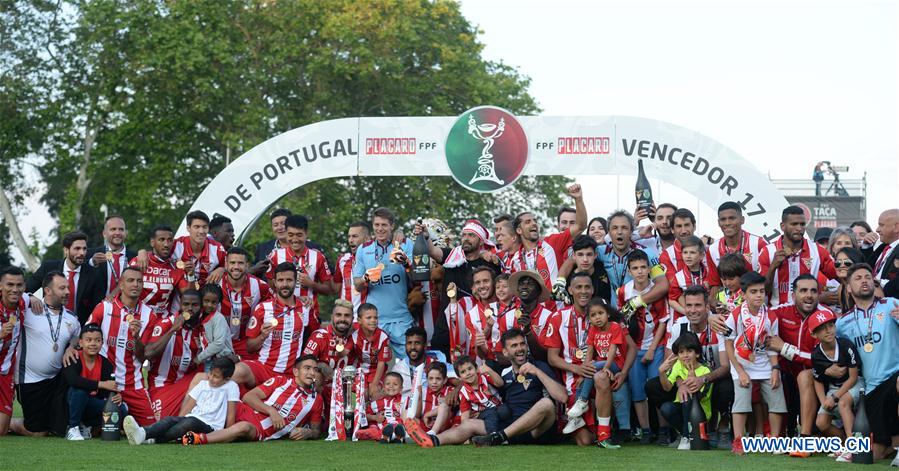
left=635, top=160, right=654, bottom=217
left=851, top=388, right=873, bottom=464
left=101, top=374, right=121, bottom=441
left=689, top=394, right=710, bottom=450
left=411, top=219, right=431, bottom=282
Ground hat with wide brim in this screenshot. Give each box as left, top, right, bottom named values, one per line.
left=509, top=269, right=551, bottom=302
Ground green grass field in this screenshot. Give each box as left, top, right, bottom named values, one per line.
left=0, top=434, right=866, bottom=470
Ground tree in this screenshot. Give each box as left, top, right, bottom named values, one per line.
left=3, top=0, right=567, bottom=262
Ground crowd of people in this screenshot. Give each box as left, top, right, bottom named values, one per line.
left=0, top=183, right=897, bottom=463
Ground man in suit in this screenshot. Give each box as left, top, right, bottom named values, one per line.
left=27, top=231, right=103, bottom=324
left=868, top=209, right=899, bottom=296
left=86, top=215, right=136, bottom=296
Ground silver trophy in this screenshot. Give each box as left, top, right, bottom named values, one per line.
left=342, top=365, right=357, bottom=433
left=467, top=114, right=506, bottom=186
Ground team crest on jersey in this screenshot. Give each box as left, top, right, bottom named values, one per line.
left=263, top=377, right=276, bottom=386
left=126, top=339, right=135, bottom=351
left=152, top=325, right=163, bottom=337
left=544, top=323, right=554, bottom=338
left=743, top=253, right=752, bottom=264
left=802, top=258, right=812, bottom=270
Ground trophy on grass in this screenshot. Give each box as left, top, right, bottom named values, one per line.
left=342, top=365, right=357, bottom=435
left=467, top=114, right=506, bottom=186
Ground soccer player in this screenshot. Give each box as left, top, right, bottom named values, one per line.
left=464, top=267, right=499, bottom=363
left=209, top=215, right=235, bottom=250
left=334, top=221, right=371, bottom=317
left=172, top=211, right=228, bottom=288
left=508, top=184, right=586, bottom=289
left=218, top=247, right=271, bottom=357
left=131, top=225, right=190, bottom=318
left=182, top=355, right=323, bottom=444
left=646, top=203, right=678, bottom=252
left=352, top=207, right=414, bottom=358
left=557, top=206, right=577, bottom=234
left=144, top=289, right=207, bottom=418
left=304, top=299, right=356, bottom=371
left=759, top=206, right=836, bottom=306
left=493, top=214, right=519, bottom=270
left=835, top=263, right=899, bottom=460
left=507, top=270, right=555, bottom=359
left=390, top=326, right=456, bottom=404
left=658, top=208, right=699, bottom=273
left=705, top=202, right=767, bottom=294
left=0, top=266, right=26, bottom=435
left=87, top=266, right=158, bottom=426
left=351, top=303, right=392, bottom=398
left=266, top=215, right=334, bottom=332
left=231, top=262, right=306, bottom=389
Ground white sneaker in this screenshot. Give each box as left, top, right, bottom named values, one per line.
left=566, top=399, right=589, bottom=418
left=677, top=437, right=691, bottom=450
left=835, top=450, right=852, bottom=463
left=123, top=415, right=145, bottom=445
left=79, top=424, right=92, bottom=440
left=562, top=416, right=586, bottom=434
left=66, top=426, right=85, bottom=441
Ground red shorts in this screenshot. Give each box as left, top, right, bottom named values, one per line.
left=233, top=339, right=248, bottom=359
left=148, top=376, right=193, bottom=418
left=243, top=360, right=287, bottom=386
left=235, top=403, right=268, bottom=441
left=0, top=372, right=14, bottom=416
left=122, top=388, right=158, bottom=426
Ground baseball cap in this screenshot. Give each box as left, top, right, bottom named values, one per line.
left=814, top=227, right=833, bottom=244
left=807, top=308, right=837, bottom=334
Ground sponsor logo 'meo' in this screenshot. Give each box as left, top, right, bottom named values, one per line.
left=445, top=106, right=528, bottom=193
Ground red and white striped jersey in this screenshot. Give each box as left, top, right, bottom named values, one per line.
left=334, top=252, right=365, bottom=316
left=705, top=230, right=766, bottom=286
left=303, top=324, right=355, bottom=370
left=172, top=236, right=226, bottom=288
left=422, top=384, right=451, bottom=417
left=245, top=298, right=305, bottom=374
left=351, top=327, right=392, bottom=382
left=497, top=250, right=515, bottom=274
left=617, top=280, right=670, bottom=349
left=446, top=297, right=476, bottom=358
left=759, top=238, right=836, bottom=305
left=666, top=265, right=713, bottom=305
left=257, top=375, right=323, bottom=440
left=0, top=295, right=26, bottom=376
left=367, top=393, right=403, bottom=425
left=88, top=297, right=155, bottom=390
left=464, top=301, right=500, bottom=362
left=146, top=317, right=206, bottom=389
left=507, top=231, right=574, bottom=289
left=266, top=245, right=332, bottom=332
left=458, top=373, right=500, bottom=414
left=219, top=275, right=272, bottom=341
left=659, top=239, right=685, bottom=274
left=490, top=300, right=522, bottom=354
left=132, top=254, right=189, bottom=317
left=417, top=280, right=441, bottom=343
left=541, top=306, right=588, bottom=394
left=528, top=304, right=556, bottom=346
left=665, top=317, right=724, bottom=370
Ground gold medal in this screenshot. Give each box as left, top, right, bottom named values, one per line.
left=863, top=342, right=874, bottom=353
left=176, top=260, right=186, bottom=269
left=575, top=349, right=585, bottom=360
left=182, top=311, right=191, bottom=321
left=514, top=309, right=523, bottom=319
left=484, top=308, right=493, bottom=318
left=516, top=374, right=526, bottom=384
left=105, top=251, right=114, bottom=260
left=125, top=314, right=134, bottom=323
left=335, top=343, right=345, bottom=353
left=446, top=286, right=457, bottom=298
left=231, top=317, right=241, bottom=326
left=748, top=353, right=756, bottom=362
left=268, top=318, right=279, bottom=328
left=53, top=343, right=59, bottom=352
left=7, top=315, right=16, bottom=325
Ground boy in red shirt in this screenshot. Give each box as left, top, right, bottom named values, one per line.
left=357, top=372, right=406, bottom=443
left=455, top=356, right=502, bottom=422
left=419, top=362, right=456, bottom=434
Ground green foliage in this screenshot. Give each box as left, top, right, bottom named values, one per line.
left=2, top=0, right=567, bottom=259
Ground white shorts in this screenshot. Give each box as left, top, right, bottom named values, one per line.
left=732, top=378, right=787, bottom=414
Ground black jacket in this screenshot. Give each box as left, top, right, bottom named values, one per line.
left=85, top=246, right=137, bottom=295
left=26, top=260, right=103, bottom=324
left=63, top=354, right=115, bottom=399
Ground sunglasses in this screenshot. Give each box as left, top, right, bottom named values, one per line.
left=834, top=260, right=853, bottom=268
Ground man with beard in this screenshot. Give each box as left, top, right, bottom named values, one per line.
left=462, top=267, right=500, bottom=364
left=28, top=231, right=103, bottom=324
left=836, top=263, right=899, bottom=461
left=508, top=184, right=586, bottom=289
left=645, top=286, right=732, bottom=447
left=762, top=274, right=826, bottom=442
left=760, top=206, right=837, bottom=306
left=304, top=299, right=355, bottom=371
left=408, top=328, right=567, bottom=447
left=507, top=270, right=555, bottom=360
left=209, top=216, right=235, bottom=250
left=391, top=326, right=457, bottom=404
left=129, top=225, right=190, bottom=319
left=596, top=211, right=669, bottom=314
left=218, top=247, right=272, bottom=358
left=143, top=289, right=207, bottom=418
left=557, top=207, right=577, bottom=234
left=231, top=263, right=306, bottom=389
left=544, top=272, right=596, bottom=444
left=705, top=202, right=768, bottom=298
left=555, top=235, right=612, bottom=303
left=417, top=220, right=502, bottom=356
left=0, top=267, right=27, bottom=435
left=87, top=215, right=136, bottom=296
left=643, top=203, right=677, bottom=253
left=334, top=222, right=371, bottom=317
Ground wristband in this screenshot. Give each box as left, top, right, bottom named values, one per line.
left=780, top=343, right=799, bottom=361
left=771, top=364, right=781, bottom=371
